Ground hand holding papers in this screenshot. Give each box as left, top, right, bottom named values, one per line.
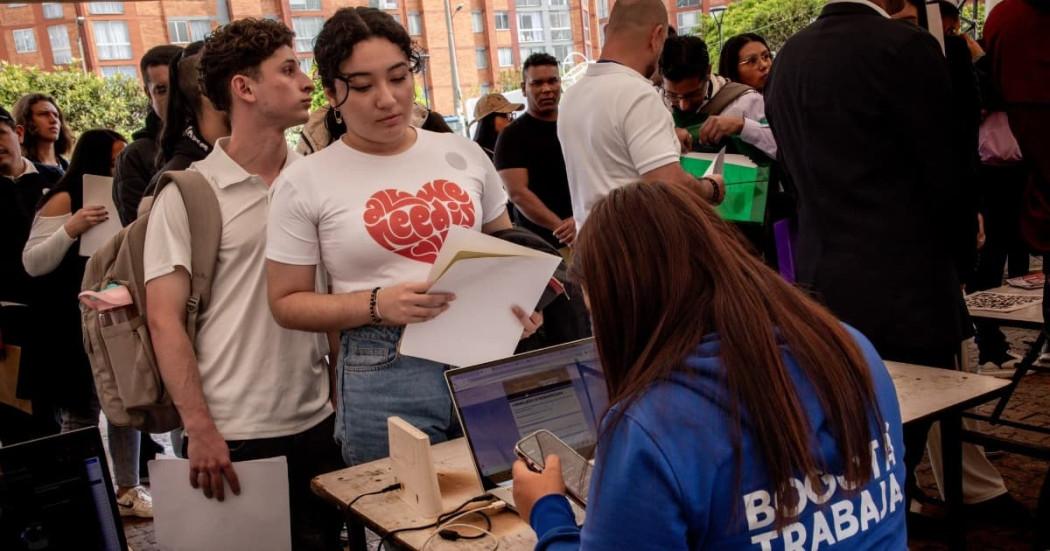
left=399, top=226, right=562, bottom=367
left=80, top=174, right=122, bottom=257
left=150, top=456, right=291, bottom=551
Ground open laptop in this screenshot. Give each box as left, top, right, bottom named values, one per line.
left=445, top=338, right=606, bottom=514
left=0, top=427, right=128, bottom=551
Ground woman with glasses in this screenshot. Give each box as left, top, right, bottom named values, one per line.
left=265, top=7, right=542, bottom=466
left=719, top=33, right=773, bottom=94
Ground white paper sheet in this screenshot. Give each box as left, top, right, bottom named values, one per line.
left=149, top=456, right=291, bottom=551
left=428, top=226, right=553, bottom=283
left=79, top=174, right=122, bottom=257
left=702, top=146, right=726, bottom=178
left=401, top=254, right=561, bottom=367
left=925, top=1, right=946, bottom=54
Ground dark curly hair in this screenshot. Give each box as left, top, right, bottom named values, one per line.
left=314, top=7, right=422, bottom=106
left=199, top=18, right=294, bottom=112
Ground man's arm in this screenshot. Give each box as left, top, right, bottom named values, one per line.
left=146, top=269, right=240, bottom=501
left=641, top=162, right=725, bottom=205
left=499, top=168, right=564, bottom=232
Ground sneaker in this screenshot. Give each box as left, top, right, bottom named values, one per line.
left=116, top=485, right=153, bottom=518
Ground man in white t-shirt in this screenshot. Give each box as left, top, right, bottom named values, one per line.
left=558, top=0, right=725, bottom=228
left=143, top=19, right=343, bottom=550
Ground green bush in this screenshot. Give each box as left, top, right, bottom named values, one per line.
left=0, top=61, right=149, bottom=141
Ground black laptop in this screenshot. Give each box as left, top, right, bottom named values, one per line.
left=0, top=427, right=128, bottom=551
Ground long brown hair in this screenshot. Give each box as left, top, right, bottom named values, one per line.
left=13, top=93, right=73, bottom=160
left=574, top=181, right=883, bottom=525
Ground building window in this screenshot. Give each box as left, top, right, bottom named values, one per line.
left=676, top=11, right=700, bottom=35
left=517, top=12, right=543, bottom=43
left=369, top=0, right=398, bottom=8
left=597, top=0, right=608, bottom=19
left=93, top=20, right=132, bottom=60
left=553, top=44, right=571, bottom=64
left=516, top=0, right=542, bottom=7
left=101, top=65, right=137, bottom=79
left=549, top=0, right=567, bottom=7
left=48, top=25, right=72, bottom=64
left=475, top=48, right=488, bottom=69
left=676, top=0, right=700, bottom=6
left=289, top=0, right=321, bottom=11
left=168, top=19, right=211, bottom=44
left=292, top=16, right=324, bottom=53
left=12, top=29, right=36, bottom=54
left=497, top=47, right=513, bottom=67
left=549, top=11, right=571, bottom=41
left=408, top=12, right=422, bottom=35
left=42, top=3, right=64, bottom=19
left=479, top=83, right=491, bottom=94
left=471, top=10, right=484, bottom=33
left=88, top=2, right=124, bottom=15
left=299, top=57, right=315, bottom=74
left=494, top=12, right=510, bottom=31
left=582, top=10, right=591, bottom=39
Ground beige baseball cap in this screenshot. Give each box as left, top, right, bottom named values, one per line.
left=471, top=93, right=524, bottom=125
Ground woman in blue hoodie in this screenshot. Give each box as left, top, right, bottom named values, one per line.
left=512, top=181, right=907, bottom=550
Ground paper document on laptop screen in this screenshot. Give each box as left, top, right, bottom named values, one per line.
left=150, top=456, right=291, bottom=551
left=80, top=174, right=123, bottom=257
left=505, top=367, right=592, bottom=448
left=401, top=254, right=561, bottom=367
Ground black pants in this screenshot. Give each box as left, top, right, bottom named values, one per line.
left=970, top=164, right=1031, bottom=362
left=184, top=414, right=345, bottom=551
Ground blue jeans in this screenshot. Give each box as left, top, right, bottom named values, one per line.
left=59, top=393, right=140, bottom=488
left=335, top=325, right=462, bottom=466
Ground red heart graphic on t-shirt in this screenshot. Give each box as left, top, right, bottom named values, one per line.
left=363, top=180, right=476, bottom=263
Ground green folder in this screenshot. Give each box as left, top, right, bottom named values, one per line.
left=680, top=152, right=770, bottom=224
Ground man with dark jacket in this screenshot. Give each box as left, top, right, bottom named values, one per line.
left=113, top=44, right=182, bottom=225
left=0, top=105, right=59, bottom=445
left=764, top=0, right=1013, bottom=523
left=766, top=0, right=973, bottom=369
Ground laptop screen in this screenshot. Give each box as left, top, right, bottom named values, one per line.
left=0, top=427, right=127, bottom=551
left=446, top=339, right=607, bottom=488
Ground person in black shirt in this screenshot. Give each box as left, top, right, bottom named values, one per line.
left=494, top=53, right=576, bottom=250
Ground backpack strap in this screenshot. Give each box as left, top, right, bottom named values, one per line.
left=699, top=82, right=754, bottom=117
left=151, top=170, right=222, bottom=342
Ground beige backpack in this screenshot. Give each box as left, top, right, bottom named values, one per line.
left=80, top=170, right=221, bottom=433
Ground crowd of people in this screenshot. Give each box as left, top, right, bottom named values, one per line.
left=0, top=0, right=1048, bottom=548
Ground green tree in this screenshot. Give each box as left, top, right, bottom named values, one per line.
left=0, top=61, right=148, bottom=140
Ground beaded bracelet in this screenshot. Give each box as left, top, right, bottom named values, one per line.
left=369, top=287, right=383, bottom=325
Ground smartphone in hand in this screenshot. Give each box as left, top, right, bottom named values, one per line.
left=515, top=429, right=592, bottom=507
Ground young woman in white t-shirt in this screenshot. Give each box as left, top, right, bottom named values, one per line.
left=265, top=6, right=541, bottom=466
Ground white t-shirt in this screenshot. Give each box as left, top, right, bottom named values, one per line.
left=558, top=62, right=682, bottom=227
left=267, top=129, right=509, bottom=294
left=143, top=139, right=332, bottom=441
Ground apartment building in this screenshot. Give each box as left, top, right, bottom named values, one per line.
left=1, top=0, right=729, bottom=115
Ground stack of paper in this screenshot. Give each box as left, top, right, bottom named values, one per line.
left=400, top=226, right=562, bottom=367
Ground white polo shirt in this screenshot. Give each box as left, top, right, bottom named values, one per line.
left=558, top=61, right=682, bottom=227
left=143, top=138, right=332, bottom=441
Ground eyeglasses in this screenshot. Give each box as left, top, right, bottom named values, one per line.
left=739, top=51, right=773, bottom=67
left=661, top=83, right=708, bottom=104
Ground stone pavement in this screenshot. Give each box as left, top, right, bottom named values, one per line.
left=122, top=333, right=1049, bottom=551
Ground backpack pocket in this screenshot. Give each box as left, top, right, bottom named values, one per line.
left=98, top=312, right=161, bottom=412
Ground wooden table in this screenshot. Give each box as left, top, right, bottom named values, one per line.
left=314, top=363, right=1009, bottom=551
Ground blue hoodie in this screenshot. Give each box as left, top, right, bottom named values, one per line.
left=530, top=327, right=907, bottom=550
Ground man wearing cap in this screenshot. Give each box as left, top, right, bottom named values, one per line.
left=471, top=92, right=523, bottom=159
left=494, top=53, right=576, bottom=250
left=0, top=105, right=59, bottom=445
